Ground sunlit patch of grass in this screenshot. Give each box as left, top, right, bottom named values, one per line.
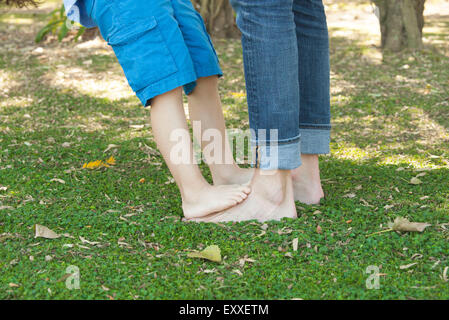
left=379, top=155, right=441, bottom=169
left=0, top=96, right=33, bottom=108
left=332, top=144, right=375, bottom=162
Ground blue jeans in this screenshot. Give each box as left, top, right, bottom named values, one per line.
left=230, top=0, right=331, bottom=170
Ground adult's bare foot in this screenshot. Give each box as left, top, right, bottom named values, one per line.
left=291, top=154, right=324, bottom=205
left=182, top=184, right=251, bottom=219
left=187, top=169, right=297, bottom=223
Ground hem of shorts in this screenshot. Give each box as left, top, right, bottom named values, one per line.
left=299, top=128, right=330, bottom=154
left=137, top=71, right=198, bottom=107
left=255, top=139, right=302, bottom=170
left=184, top=66, right=224, bottom=96
left=196, top=65, right=223, bottom=79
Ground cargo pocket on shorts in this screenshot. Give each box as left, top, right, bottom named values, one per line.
left=108, top=16, right=178, bottom=92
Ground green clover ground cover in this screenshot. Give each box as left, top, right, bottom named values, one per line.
left=1, top=3, right=448, bottom=299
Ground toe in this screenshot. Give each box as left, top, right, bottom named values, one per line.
left=240, top=185, right=251, bottom=194
left=232, top=195, right=245, bottom=203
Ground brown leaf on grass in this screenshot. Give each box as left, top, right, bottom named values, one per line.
left=9, top=283, right=20, bottom=288
left=239, top=255, right=256, bottom=267
left=232, top=269, right=243, bottom=276
left=292, top=238, right=299, bottom=252
left=316, top=225, right=323, bottom=234
left=103, top=144, right=119, bottom=153
left=410, top=177, right=422, bottom=185
left=391, top=217, right=431, bottom=233
left=50, top=178, right=65, bottom=184
left=400, top=262, right=417, bottom=270
left=187, top=245, right=221, bottom=263
left=443, top=267, right=448, bottom=282
left=79, top=236, right=100, bottom=246
left=35, top=224, right=60, bottom=239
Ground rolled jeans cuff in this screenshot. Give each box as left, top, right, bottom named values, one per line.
left=299, top=128, right=331, bottom=154
left=254, top=140, right=302, bottom=170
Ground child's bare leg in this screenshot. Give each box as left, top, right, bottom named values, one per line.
left=150, top=87, right=251, bottom=218
left=187, top=76, right=253, bottom=185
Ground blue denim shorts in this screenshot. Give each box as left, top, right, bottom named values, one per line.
left=84, top=0, right=223, bottom=106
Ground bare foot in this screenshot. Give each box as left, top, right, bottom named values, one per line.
left=212, top=156, right=324, bottom=205
left=187, top=170, right=297, bottom=223
left=182, top=184, right=251, bottom=219
left=291, top=154, right=324, bottom=205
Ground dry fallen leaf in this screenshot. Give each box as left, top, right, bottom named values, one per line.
left=50, top=178, right=65, bottom=184
left=187, top=245, right=221, bottom=263
left=82, top=160, right=109, bottom=170
left=400, top=262, right=417, bottom=270
left=79, top=236, right=100, bottom=246
left=105, top=156, right=116, bottom=166
left=443, top=267, right=448, bottom=282
left=316, top=225, right=323, bottom=234
left=35, top=224, right=60, bottom=239
left=410, top=177, right=422, bottom=185
left=292, top=238, right=299, bottom=252
left=232, top=269, right=243, bottom=276
left=103, top=144, right=119, bottom=153
left=391, top=217, right=431, bottom=233
left=9, top=283, right=20, bottom=288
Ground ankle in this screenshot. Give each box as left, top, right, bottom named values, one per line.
left=253, top=169, right=290, bottom=204
left=211, top=164, right=243, bottom=183
left=292, top=154, right=320, bottom=181
left=180, top=181, right=209, bottom=203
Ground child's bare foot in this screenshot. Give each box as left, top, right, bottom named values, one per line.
left=182, top=184, right=251, bottom=219
left=291, top=154, right=324, bottom=205
left=187, top=169, right=297, bottom=223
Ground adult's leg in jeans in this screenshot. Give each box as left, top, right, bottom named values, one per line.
left=192, top=0, right=300, bottom=222
left=291, top=0, right=331, bottom=204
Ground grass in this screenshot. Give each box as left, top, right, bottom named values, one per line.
left=1, top=1, right=449, bottom=300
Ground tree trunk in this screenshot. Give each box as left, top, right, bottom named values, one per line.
left=373, top=0, right=425, bottom=51
left=191, top=0, right=239, bottom=38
